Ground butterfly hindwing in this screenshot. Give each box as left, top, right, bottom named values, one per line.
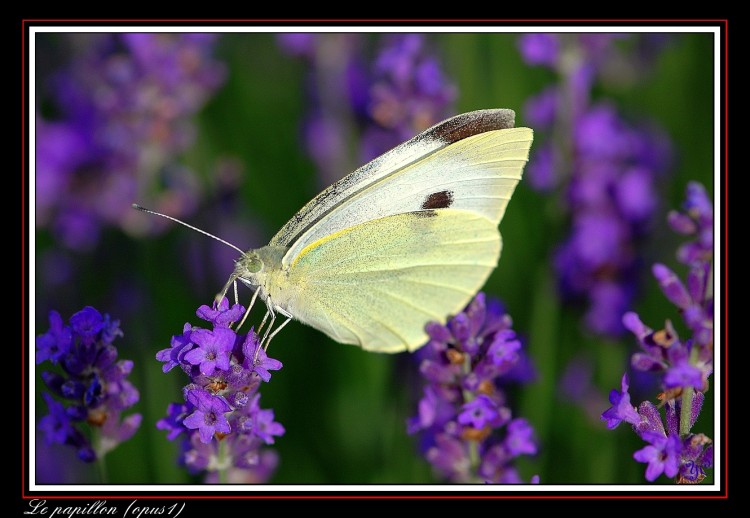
left=280, top=209, right=501, bottom=352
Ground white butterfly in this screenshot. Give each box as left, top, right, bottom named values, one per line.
left=137, top=109, right=533, bottom=353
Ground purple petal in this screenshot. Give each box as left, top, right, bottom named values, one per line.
left=601, top=374, right=640, bottom=429
left=517, top=33, right=560, bottom=67
left=504, top=418, right=537, bottom=456
left=653, top=263, right=692, bottom=309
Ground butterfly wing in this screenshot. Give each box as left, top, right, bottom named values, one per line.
left=281, top=209, right=500, bottom=352
left=270, top=109, right=533, bottom=269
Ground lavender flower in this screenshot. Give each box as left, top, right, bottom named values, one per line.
left=278, top=33, right=456, bottom=186
left=634, top=430, right=681, bottom=481
left=518, top=34, right=672, bottom=337
left=156, top=297, right=284, bottom=483
left=36, top=33, right=226, bottom=251
left=408, top=293, right=538, bottom=484
left=601, top=374, right=640, bottom=429
left=360, top=34, right=457, bottom=161
left=557, top=355, right=611, bottom=425
left=36, top=306, right=141, bottom=464
left=601, top=182, right=713, bottom=483
left=277, top=33, right=366, bottom=187
left=183, top=388, right=233, bottom=443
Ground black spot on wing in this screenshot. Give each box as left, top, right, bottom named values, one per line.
left=421, top=190, right=454, bottom=210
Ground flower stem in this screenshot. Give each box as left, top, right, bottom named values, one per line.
left=92, top=428, right=108, bottom=483
left=96, top=455, right=108, bottom=484
left=217, top=439, right=229, bottom=484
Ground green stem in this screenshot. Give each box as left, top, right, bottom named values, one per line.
left=92, top=428, right=108, bottom=484
left=217, top=439, right=229, bottom=484
left=96, top=455, right=108, bottom=484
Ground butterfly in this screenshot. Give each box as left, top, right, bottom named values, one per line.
left=136, top=109, right=532, bottom=353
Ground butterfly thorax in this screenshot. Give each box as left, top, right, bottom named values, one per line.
left=232, top=245, right=293, bottom=311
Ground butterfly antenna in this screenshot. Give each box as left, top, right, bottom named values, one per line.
left=132, top=204, right=245, bottom=255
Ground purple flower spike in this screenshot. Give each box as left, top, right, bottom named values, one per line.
left=158, top=300, right=285, bottom=483
left=605, top=181, right=713, bottom=484
left=409, top=293, right=537, bottom=483
left=36, top=306, right=141, bottom=465
left=519, top=34, right=673, bottom=339
left=281, top=33, right=455, bottom=187
left=36, top=33, right=226, bottom=251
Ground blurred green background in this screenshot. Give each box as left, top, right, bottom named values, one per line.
left=33, top=31, right=716, bottom=485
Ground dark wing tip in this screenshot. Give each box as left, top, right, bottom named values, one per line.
left=428, top=109, right=517, bottom=145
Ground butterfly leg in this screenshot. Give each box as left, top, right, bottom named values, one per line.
left=254, top=307, right=276, bottom=362
left=236, top=287, right=261, bottom=331
left=254, top=298, right=292, bottom=360
left=263, top=306, right=292, bottom=351
left=258, top=300, right=277, bottom=350
left=216, top=274, right=240, bottom=307
left=257, top=308, right=272, bottom=337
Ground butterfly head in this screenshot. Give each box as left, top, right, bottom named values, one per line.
left=236, top=250, right=264, bottom=279
left=216, top=249, right=264, bottom=302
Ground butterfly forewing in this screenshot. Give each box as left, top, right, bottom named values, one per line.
left=269, top=110, right=531, bottom=269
